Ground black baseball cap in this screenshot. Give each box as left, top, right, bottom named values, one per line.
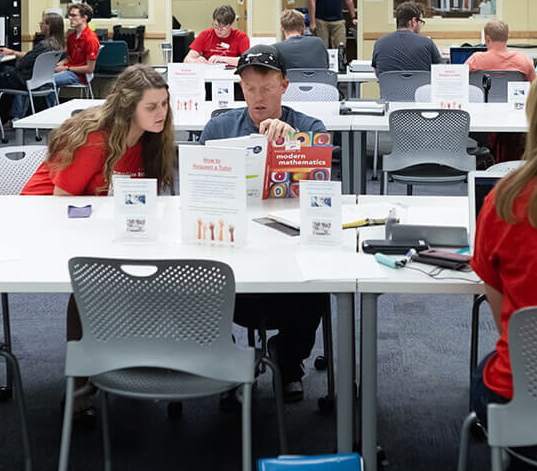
left=235, top=45, right=286, bottom=76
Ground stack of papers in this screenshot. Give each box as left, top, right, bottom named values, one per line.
left=349, top=60, right=374, bottom=73
left=340, top=100, right=386, bottom=116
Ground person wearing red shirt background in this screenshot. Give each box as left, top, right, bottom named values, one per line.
left=470, top=79, right=537, bottom=466
left=184, top=4, right=249, bottom=67
left=53, top=3, right=100, bottom=89
left=22, top=64, right=175, bottom=421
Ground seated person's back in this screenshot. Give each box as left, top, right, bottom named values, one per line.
left=273, top=9, right=328, bottom=70
left=372, top=1, right=441, bottom=76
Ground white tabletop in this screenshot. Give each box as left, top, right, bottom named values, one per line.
left=13, top=99, right=355, bottom=132
left=1, top=54, right=16, bottom=62
left=352, top=102, right=528, bottom=133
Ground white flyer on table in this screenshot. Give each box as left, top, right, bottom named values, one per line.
left=328, top=49, right=338, bottom=73
left=211, top=79, right=234, bottom=108
left=167, top=63, right=205, bottom=113
left=508, top=81, right=530, bottom=111
left=179, top=145, right=247, bottom=246
left=205, top=134, right=267, bottom=202
left=431, top=64, right=469, bottom=109
left=299, top=180, right=342, bottom=246
left=113, top=177, right=158, bottom=241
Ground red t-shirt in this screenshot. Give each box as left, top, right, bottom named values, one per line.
left=470, top=180, right=537, bottom=399
left=189, top=28, right=250, bottom=60
left=21, top=131, right=144, bottom=196
left=66, top=25, right=100, bottom=84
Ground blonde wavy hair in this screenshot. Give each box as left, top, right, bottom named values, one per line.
left=46, top=64, right=175, bottom=193
left=495, top=80, right=537, bottom=227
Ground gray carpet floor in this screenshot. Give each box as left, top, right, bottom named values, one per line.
left=0, top=129, right=497, bottom=470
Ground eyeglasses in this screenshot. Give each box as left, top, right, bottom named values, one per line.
left=416, top=17, right=425, bottom=25
left=68, top=13, right=81, bottom=18
left=213, top=22, right=232, bottom=31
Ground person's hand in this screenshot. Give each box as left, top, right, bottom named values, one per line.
left=309, top=21, right=316, bottom=33
left=194, top=55, right=208, bottom=64
left=352, top=18, right=357, bottom=26
left=259, top=118, right=294, bottom=143
left=55, top=64, right=68, bottom=73
left=208, top=55, right=223, bottom=64
left=0, top=47, right=12, bottom=55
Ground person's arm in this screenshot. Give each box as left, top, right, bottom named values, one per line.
left=485, top=283, right=503, bottom=334
left=309, top=0, right=317, bottom=33
left=207, top=55, right=239, bottom=66
left=0, top=47, right=24, bottom=58
left=431, top=42, right=443, bottom=64
left=56, top=59, right=96, bottom=75
left=344, top=0, right=357, bottom=25
left=184, top=49, right=208, bottom=63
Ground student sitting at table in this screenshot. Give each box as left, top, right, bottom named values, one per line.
left=274, top=9, right=328, bottom=70
left=21, top=64, right=175, bottom=421
left=200, top=44, right=326, bottom=403
left=470, top=79, right=537, bottom=468
left=0, top=11, right=65, bottom=129
left=184, top=5, right=250, bottom=67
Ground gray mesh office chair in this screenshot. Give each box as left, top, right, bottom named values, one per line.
left=414, top=84, right=485, bottom=103
left=458, top=306, right=537, bottom=471
left=381, top=109, right=475, bottom=195
left=283, top=83, right=339, bottom=102
left=286, top=69, right=338, bottom=88
left=469, top=70, right=525, bottom=103
left=0, top=51, right=62, bottom=143
left=59, top=258, right=256, bottom=471
left=372, top=70, right=432, bottom=181
left=60, top=45, right=104, bottom=99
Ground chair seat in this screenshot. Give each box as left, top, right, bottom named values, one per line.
left=0, top=87, right=54, bottom=97
left=391, top=164, right=467, bottom=184
left=91, top=367, right=240, bottom=400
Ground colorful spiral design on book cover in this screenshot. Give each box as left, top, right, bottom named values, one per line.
left=270, top=183, right=288, bottom=198
left=310, top=168, right=330, bottom=180
left=313, top=132, right=331, bottom=146
left=290, top=182, right=300, bottom=198
left=293, top=131, right=311, bottom=146
left=292, top=171, right=309, bottom=181
left=271, top=171, right=289, bottom=183
left=273, top=136, right=286, bottom=147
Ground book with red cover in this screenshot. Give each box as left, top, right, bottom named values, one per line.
left=262, top=131, right=333, bottom=199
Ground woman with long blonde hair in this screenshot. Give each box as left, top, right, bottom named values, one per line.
left=23, top=64, right=175, bottom=421
left=470, top=79, right=537, bottom=463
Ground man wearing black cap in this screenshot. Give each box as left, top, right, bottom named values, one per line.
left=199, top=45, right=327, bottom=403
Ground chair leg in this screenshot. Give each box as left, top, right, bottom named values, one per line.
left=372, top=131, right=379, bottom=180
left=100, top=391, right=112, bottom=471
left=88, top=84, right=94, bottom=100
left=406, top=184, right=413, bottom=196
left=0, top=346, right=32, bottom=471
left=1, top=293, right=13, bottom=401
left=241, top=383, right=253, bottom=471
left=321, top=308, right=335, bottom=405
left=491, top=446, right=504, bottom=471
left=27, top=92, right=41, bottom=141
left=58, top=376, right=76, bottom=471
left=470, top=294, right=488, bottom=410
left=381, top=172, right=388, bottom=195
left=260, top=356, right=288, bottom=455
left=457, top=412, right=477, bottom=471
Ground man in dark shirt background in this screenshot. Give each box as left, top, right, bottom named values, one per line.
left=274, top=9, right=328, bottom=70
left=308, top=0, right=357, bottom=49
left=372, top=1, right=442, bottom=76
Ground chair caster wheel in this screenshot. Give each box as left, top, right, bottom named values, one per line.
left=377, top=446, right=389, bottom=468
left=1, top=139, right=8, bottom=144
left=317, top=395, right=335, bottom=413
left=470, top=420, right=486, bottom=441
left=0, top=386, right=13, bottom=401
left=371, top=175, right=379, bottom=181
left=314, top=355, right=327, bottom=370
left=167, top=401, right=183, bottom=418
left=35, top=136, right=42, bottom=142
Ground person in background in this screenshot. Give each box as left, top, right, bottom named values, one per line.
left=53, top=3, right=100, bottom=89
left=465, top=20, right=536, bottom=82
left=274, top=9, right=328, bottom=70
left=371, top=1, right=441, bottom=76
left=308, top=0, right=357, bottom=49
left=0, top=12, right=65, bottom=128
left=470, top=79, right=537, bottom=469
left=184, top=5, right=249, bottom=67
left=22, top=64, right=175, bottom=420
left=200, top=45, right=326, bottom=402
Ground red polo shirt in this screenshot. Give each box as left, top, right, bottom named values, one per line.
left=66, top=25, right=100, bottom=84
left=189, top=28, right=249, bottom=60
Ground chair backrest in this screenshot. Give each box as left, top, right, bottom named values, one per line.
left=469, top=70, right=526, bottom=103
left=26, top=50, right=63, bottom=90
left=378, top=70, right=431, bottom=102
left=94, top=40, right=129, bottom=73
left=86, top=44, right=105, bottom=84
left=0, top=146, right=47, bottom=195
left=488, top=306, right=537, bottom=448
left=211, top=108, right=233, bottom=118
left=67, top=257, right=255, bottom=383
left=486, top=160, right=525, bottom=174
left=286, top=69, right=338, bottom=88
left=384, top=109, right=475, bottom=172
left=258, top=453, right=362, bottom=470
left=283, top=83, right=339, bottom=102
left=414, top=84, right=485, bottom=103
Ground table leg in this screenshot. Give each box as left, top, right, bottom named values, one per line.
left=341, top=131, right=351, bottom=194
left=0, top=293, right=13, bottom=401
left=352, top=131, right=367, bottom=194
left=15, top=128, right=24, bottom=146
left=347, top=82, right=352, bottom=100
left=336, top=292, right=354, bottom=453
left=361, top=293, right=378, bottom=471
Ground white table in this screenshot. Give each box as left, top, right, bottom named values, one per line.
left=1, top=54, right=16, bottom=63
left=349, top=102, right=529, bottom=194
left=0, top=195, right=365, bottom=455
left=355, top=195, right=484, bottom=471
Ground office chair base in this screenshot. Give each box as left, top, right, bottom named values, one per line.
left=0, top=385, right=13, bottom=401
left=470, top=420, right=486, bottom=441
